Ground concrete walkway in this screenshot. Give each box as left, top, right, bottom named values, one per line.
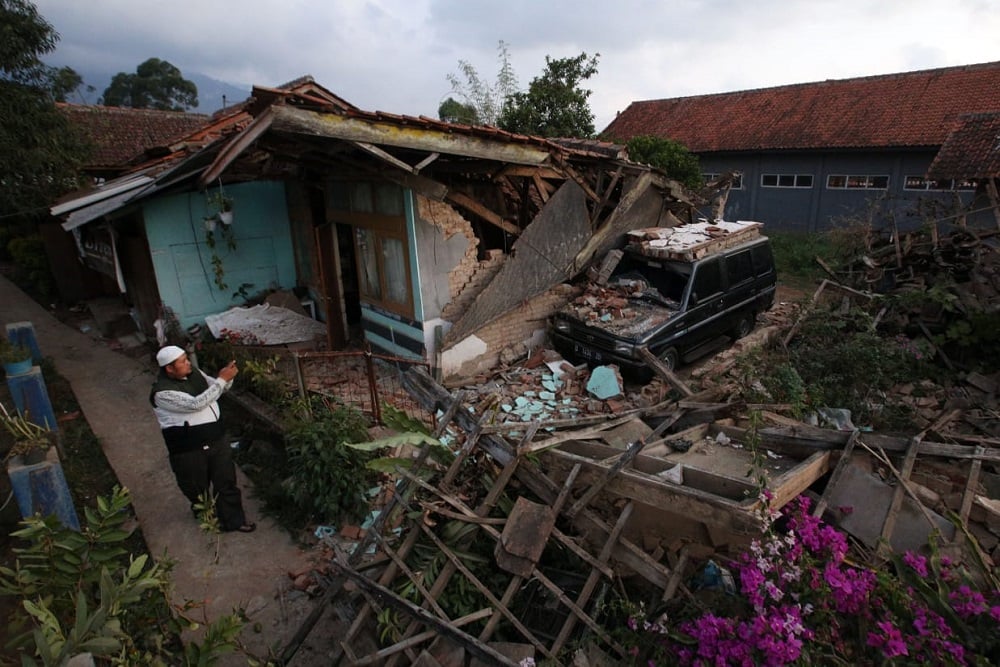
left=0, top=275, right=339, bottom=665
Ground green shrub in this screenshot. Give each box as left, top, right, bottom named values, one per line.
left=0, top=487, right=244, bottom=665
left=281, top=397, right=376, bottom=524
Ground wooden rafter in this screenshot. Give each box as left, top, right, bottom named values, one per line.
left=446, top=190, right=521, bottom=235
left=353, top=141, right=417, bottom=173
left=549, top=152, right=601, bottom=203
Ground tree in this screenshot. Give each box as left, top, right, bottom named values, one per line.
left=444, top=40, right=518, bottom=127
left=0, top=0, right=89, bottom=233
left=102, top=57, right=198, bottom=110
left=623, top=135, right=702, bottom=189
left=438, top=96, right=478, bottom=125
left=46, top=65, right=85, bottom=102
left=498, top=52, right=599, bottom=139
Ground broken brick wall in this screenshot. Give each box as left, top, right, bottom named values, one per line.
left=440, top=283, right=580, bottom=380
left=413, top=196, right=480, bottom=320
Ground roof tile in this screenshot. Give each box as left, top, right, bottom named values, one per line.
left=58, top=104, right=210, bottom=168
left=603, top=61, right=1000, bottom=152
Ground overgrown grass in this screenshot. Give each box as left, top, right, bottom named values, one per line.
left=730, top=304, right=939, bottom=430
left=767, top=230, right=840, bottom=287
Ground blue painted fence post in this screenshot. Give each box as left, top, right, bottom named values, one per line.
left=6, top=367, right=58, bottom=433
left=6, top=321, right=43, bottom=363
left=7, top=448, right=81, bottom=530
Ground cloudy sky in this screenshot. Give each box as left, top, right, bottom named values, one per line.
left=34, top=0, right=1000, bottom=131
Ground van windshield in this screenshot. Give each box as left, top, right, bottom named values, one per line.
left=608, top=254, right=691, bottom=304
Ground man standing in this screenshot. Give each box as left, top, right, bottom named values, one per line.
left=150, top=345, right=255, bottom=533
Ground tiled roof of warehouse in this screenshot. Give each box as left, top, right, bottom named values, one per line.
left=927, top=112, right=1000, bottom=179
left=58, top=104, right=210, bottom=168
left=602, top=61, right=1000, bottom=153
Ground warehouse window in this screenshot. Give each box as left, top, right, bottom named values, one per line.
left=761, top=173, right=813, bottom=188
left=903, top=176, right=976, bottom=191
left=827, top=174, right=889, bottom=189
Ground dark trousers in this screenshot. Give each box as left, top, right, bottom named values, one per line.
left=168, top=437, right=247, bottom=531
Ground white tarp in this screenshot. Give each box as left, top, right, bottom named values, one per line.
left=205, top=303, right=326, bottom=345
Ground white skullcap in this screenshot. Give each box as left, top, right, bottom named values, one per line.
left=156, top=345, right=186, bottom=367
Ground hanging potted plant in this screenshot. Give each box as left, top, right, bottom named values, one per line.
left=207, top=190, right=235, bottom=226
left=0, top=339, right=32, bottom=377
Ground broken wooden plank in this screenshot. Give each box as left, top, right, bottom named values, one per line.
left=402, top=368, right=678, bottom=591
left=417, top=521, right=555, bottom=660
left=479, top=465, right=582, bottom=644
left=812, top=430, right=860, bottom=518
left=767, top=450, right=832, bottom=510
left=446, top=190, right=521, bottom=235
left=331, top=561, right=519, bottom=667
left=550, top=502, right=634, bottom=654
left=564, top=410, right=689, bottom=519
left=386, top=455, right=522, bottom=666
left=716, top=423, right=1000, bottom=463
left=565, top=440, right=645, bottom=518
left=348, top=609, right=493, bottom=666
left=637, top=346, right=695, bottom=397
left=520, top=415, right=638, bottom=454
left=782, top=279, right=829, bottom=348
left=959, top=447, right=986, bottom=526
left=662, top=544, right=691, bottom=602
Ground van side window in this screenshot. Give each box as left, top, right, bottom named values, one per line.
left=727, top=249, right=754, bottom=286
left=751, top=244, right=775, bottom=277
left=691, top=258, right=723, bottom=302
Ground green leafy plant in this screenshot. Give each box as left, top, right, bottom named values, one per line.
left=0, top=486, right=247, bottom=665
left=281, top=397, right=375, bottom=524
left=206, top=189, right=234, bottom=214
left=240, top=356, right=290, bottom=406
left=210, top=253, right=227, bottom=291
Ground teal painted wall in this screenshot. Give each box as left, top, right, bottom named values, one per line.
left=144, top=181, right=296, bottom=330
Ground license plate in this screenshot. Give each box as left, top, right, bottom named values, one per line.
left=574, top=343, right=600, bottom=361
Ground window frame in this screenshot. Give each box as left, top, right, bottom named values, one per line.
left=826, top=174, right=890, bottom=190
left=760, top=173, right=814, bottom=188
left=329, top=181, right=414, bottom=318
left=903, top=176, right=977, bottom=192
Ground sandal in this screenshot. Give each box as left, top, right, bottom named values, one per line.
left=235, top=522, right=256, bottom=533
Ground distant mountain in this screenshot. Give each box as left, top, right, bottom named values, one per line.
left=52, top=64, right=251, bottom=114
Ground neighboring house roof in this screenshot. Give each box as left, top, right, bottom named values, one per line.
left=927, top=112, right=1000, bottom=179
left=58, top=104, right=210, bottom=171
left=603, top=61, right=1000, bottom=153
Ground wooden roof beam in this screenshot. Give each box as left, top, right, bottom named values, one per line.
left=352, top=141, right=420, bottom=174
left=271, top=105, right=551, bottom=165
left=446, top=191, right=521, bottom=236
left=198, top=107, right=275, bottom=189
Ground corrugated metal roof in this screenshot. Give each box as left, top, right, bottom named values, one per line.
left=603, top=61, right=1000, bottom=153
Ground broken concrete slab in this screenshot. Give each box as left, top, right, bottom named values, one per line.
left=823, top=462, right=955, bottom=552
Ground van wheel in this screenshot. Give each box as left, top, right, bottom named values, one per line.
left=732, top=312, right=756, bottom=340
left=657, top=347, right=679, bottom=371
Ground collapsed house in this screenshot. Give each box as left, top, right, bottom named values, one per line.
left=48, top=77, right=702, bottom=381
left=268, top=217, right=1000, bottom=664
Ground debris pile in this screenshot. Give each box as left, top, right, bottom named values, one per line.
left=274, top=225, right=1000, bottom=665
left=456, top=351, right=650, bottom=425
